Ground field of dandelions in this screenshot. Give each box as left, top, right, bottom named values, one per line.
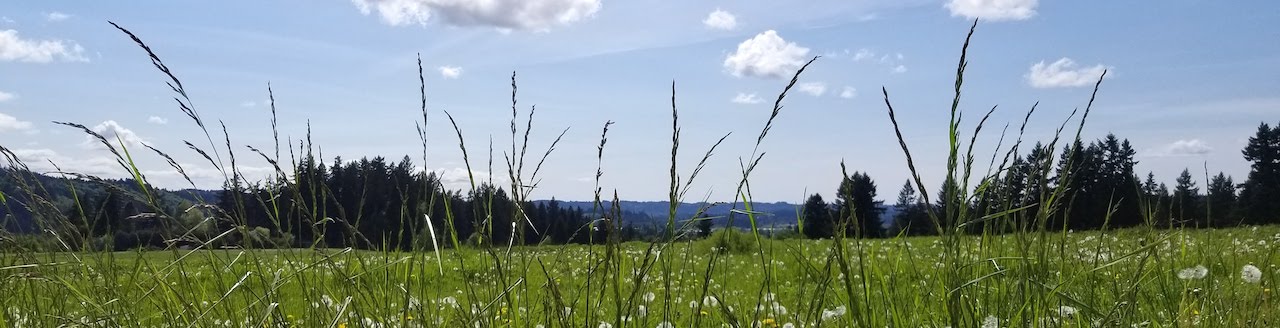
left=2, top=21, right=1278, bottom=328
left=2, top=227, right=1276, bottom=327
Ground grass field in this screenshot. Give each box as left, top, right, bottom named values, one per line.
left=2, top=226, right=1275, bottom=327
left=3, top=21, right=1277, bottom=328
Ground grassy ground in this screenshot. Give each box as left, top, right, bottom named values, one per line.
left=2, top=226, right=1275, bottom=327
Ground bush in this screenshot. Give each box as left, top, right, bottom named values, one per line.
left=704, top=228, right=757, bottom=254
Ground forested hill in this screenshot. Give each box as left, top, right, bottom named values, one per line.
left=0, top=168, right=215, bottom=233
left=536, top=200, right=895, bottom=229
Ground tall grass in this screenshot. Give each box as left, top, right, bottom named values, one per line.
left=0, top=19, right=1276, bottom=328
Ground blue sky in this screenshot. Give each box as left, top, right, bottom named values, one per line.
left=0, top=0, right=1277, bottom=202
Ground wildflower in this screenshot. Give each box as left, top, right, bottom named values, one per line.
left=638, top=305, right=648, bottom=317
left=703, top=296, right=719, bottom=307
left=599, top=322, right=613, bottom=328
left=1177, top=265, right=1208, bottom=280
left=982, top=315, right=999, bottom=328
left=656, top=322, right=674, bottom=328
left=782, top=324, right=795, bottom=328
left=1058, top=305, right=1078, bottom=317
left=644, top=292, right=656, bottom=303
left=821, top=306, right=847, bottom=320
left=1242, top=264, right=1262, bottom=284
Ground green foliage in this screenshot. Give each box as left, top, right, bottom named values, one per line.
left=702, top=228, right=757, bottom=254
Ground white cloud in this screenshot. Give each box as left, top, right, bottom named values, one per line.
left=351, top=0, right=601, bottom=31
left=731, top=92, right=763, bottom=104
left=0, top=90, right=14, bottom=102
left=8, top=148, right=124, bottom=177
left=892, top=65, right=908, bottom=73
left=945, top=0, right=1038, bottom=21
left=147, top=116, right=168, bottom=125
left=1150, top=139, right=1212, bottom=157
left=839, top=86, right=857, bottom=99
left=0, top=112, right=34, bottom=133
left=703, top=9, right=737, bottom=30
left=851, top=48, right=874, bottom=62
left=1026, top=58, right=1109, bottom=88
left=438, top=65, right=463, bottom=79
left=797, top=82, right=826, bottom=97
left=1, top=17, right=14, bottom=25
left=0, top=29, right=87, bottom=63
left=45, top=12, right=71, bottom=22
left=240, top=101, right=258, bottom=108
left=724, top=30, right=810, bottom=79
left=84, top=120, right=150, bottom=150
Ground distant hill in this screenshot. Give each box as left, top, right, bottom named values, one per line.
left=534, top=200, right=897, bottom=229
left=0, top=168, right=220, bottom=233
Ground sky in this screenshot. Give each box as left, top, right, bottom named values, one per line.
left=0, top=0, right=1277, bottom=203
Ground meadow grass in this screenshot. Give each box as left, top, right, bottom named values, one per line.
left=0, top=20, right=1277, bottom=328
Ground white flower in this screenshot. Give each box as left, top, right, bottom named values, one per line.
left=1242, top=264, right=1263, bottom=283
left=821, top=306, right=847, bottom=320
left=1177, top=265, right=1208, bottom=280
left=656, top=322, right=675, bottom=328
left=982, top=315, right=999, bottom=328
left=643, top=292, right=656, bottom=303
left=1058, top=305, right=1078, bottom=317
left=638, top=305, right=648, bottom=317
left=782, top=323, right=795, bottom=328
left=703, top=296, right=719, bottom=307
left=598, top=322, right=613, bottom=328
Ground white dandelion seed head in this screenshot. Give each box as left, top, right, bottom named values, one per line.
left=982, top=315, right=999, bottom=328
left=1058, top=305, right=1078, bottom=317
left=1242, top=264, right=1263, bottom=284
left=1178, top=265, right=1208, bottom=280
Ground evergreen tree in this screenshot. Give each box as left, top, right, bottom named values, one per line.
left=891, top=180, right=930, bottom=236
left=1206, top=172, right=1236, bottom=227
left=1171, top=169, right=1203, bottom=226
left=836, top=172, right=883, bottom=238
left=1239, top=122, right=1280, bottom=224
left=801, top=193, right=833, bottom=239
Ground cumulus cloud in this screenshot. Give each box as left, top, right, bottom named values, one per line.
left=0, top=90, right=14, bottom=102
left=839, top=86, right=857, bottom=99
left=724, top=30, right=810, bottom=79
left=438, top=65, right=462, bottom=79
left=892, top=65, right=908, bottom=73
left=703, top=9, right=737, bottom=30
left=1026, top=58, right=1108, bottom=88
left=1150, top=139, right=1212, bottom=157
left=0, top=29, right=87, bottom=63
left=731, top=92, right=763, bottom=104
left=9, top=148, right=124, bottom=177
left=797, top=82, right=826, bottom=97
left=0, top=112, right=34, bottom=133
left=351, top=0, right=601, bottom=31
left=945, top=0, right=1038, bottom=21
left=84, top=120, right=150, bottom=150
left=147, top=116, right=168, bottom=125
left=45, top=12, right=71, bottom=22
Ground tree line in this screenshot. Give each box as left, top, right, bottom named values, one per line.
left=799, top=122, right=1280, bottom=239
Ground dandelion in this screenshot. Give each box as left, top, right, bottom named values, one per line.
left=703, top=295, right=719, bottom=307
left=644, top=292, right=656, bottom=303
left=1058, top=305, right=1078, bottom=317
left=598, top=322, right=613, bottom=328
left=1242, top=264, right=1263, bottom=283
left=821, top=306, right=847, bottom=320
left=1177, top=265, right=1208, bottom=280
left=982, top=315, right=999, bottom=328
left=656, top=322, right=674, bottom=328
left=782, top=324, right=795, bottom=328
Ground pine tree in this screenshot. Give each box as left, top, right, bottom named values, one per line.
left=1171, top=169, right=1203, bottom=226
left=891, top=180, right=930, bottom=236
left=801, top=193, right=833, bottom=239
left=837, top=172, right=883, bottom=238
left=1206, top=172, right=1236, bottom=227
left=1239, top=122, right=1280, bottom=224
